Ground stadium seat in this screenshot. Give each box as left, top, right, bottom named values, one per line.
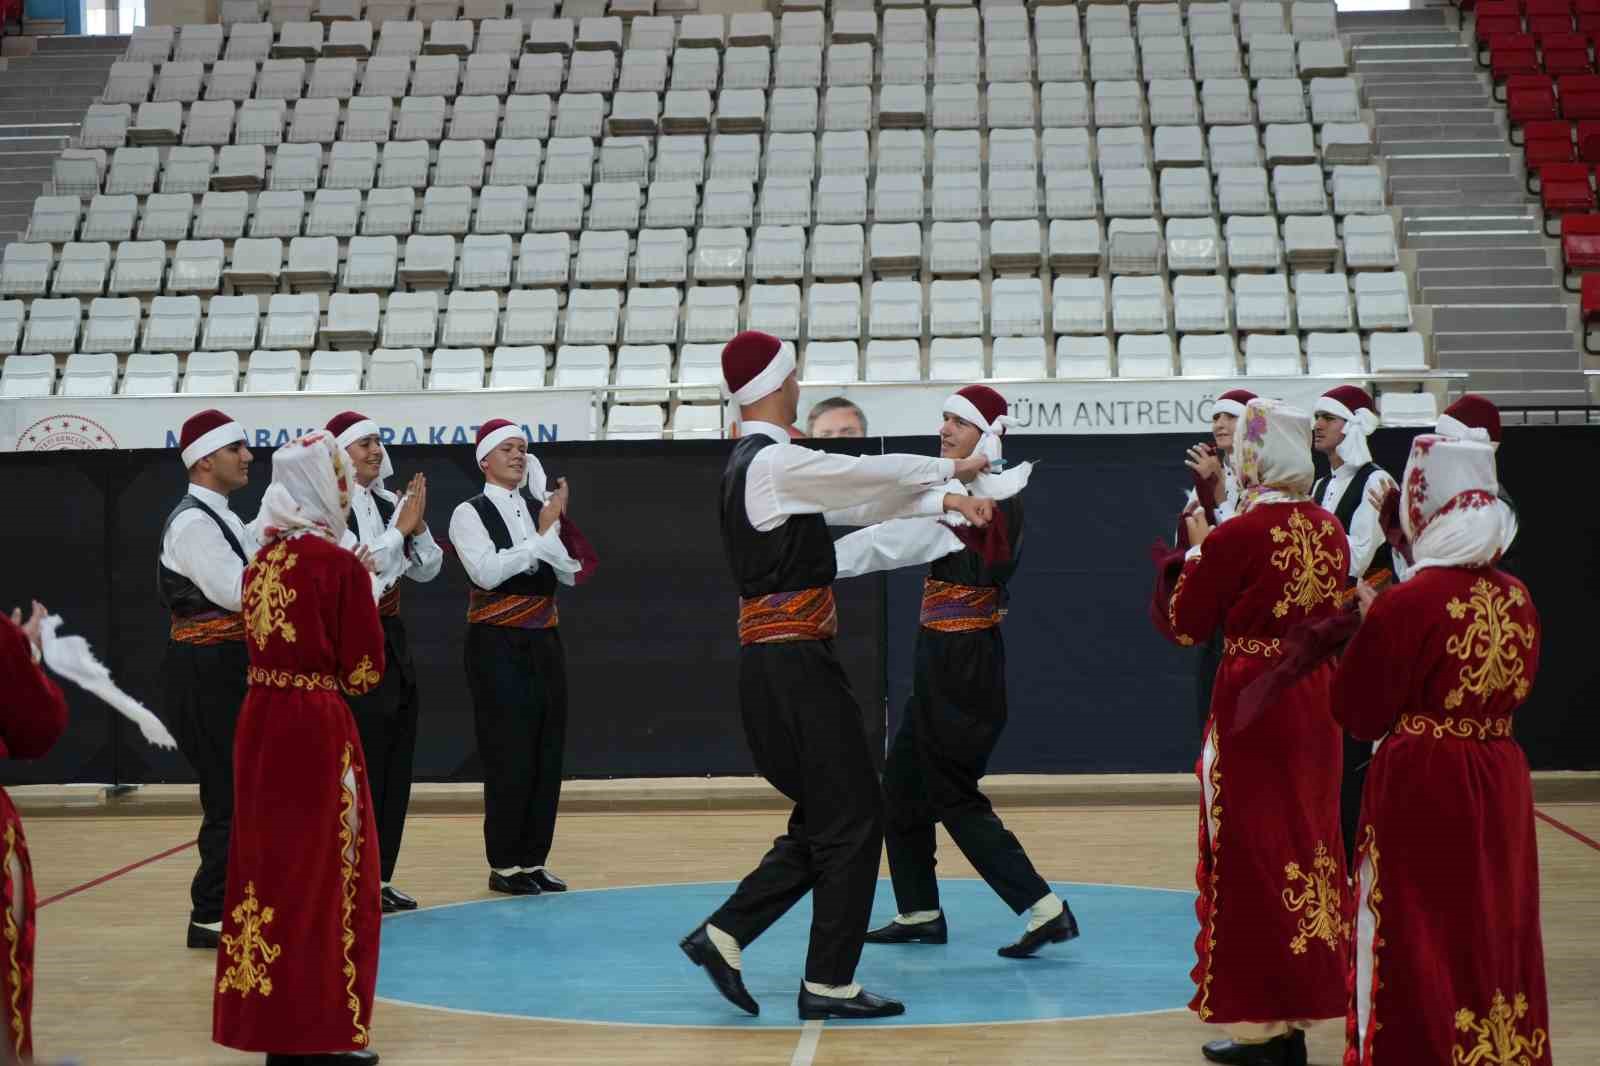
left=245, top=349, right=304, bottom=392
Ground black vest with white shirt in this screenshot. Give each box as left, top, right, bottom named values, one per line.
left=719, top=436, right=837, bottom=598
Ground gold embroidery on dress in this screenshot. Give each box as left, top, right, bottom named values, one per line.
left=248, top=666, right=337, bottom=691
left=1359, top=827, right=1386, bottom=1052
left=1444, top=580, right=1536, bottom=710
left=1283, top=841, right=1348, bottom=954
left=1396, top=714, right=1513, bottom=741
left=217, top=882, right=281, bottom=998
left=244, top=542, right=299, bottom=650
left=1168, top=571, right=1196, bottom=646
left=344, top=656, right=380, bottom=695
left=338, top=743, right=371, bottom=1047
left=1223, top=636, right=1282, bottom=658
left=1452, top=990, right=1548, bottom=1066
left=2, top=825, right=24, bottom=1056
left=1195, top=730, right=1222, bottom=1021
left=1268, top=511, right=1342, bottom=619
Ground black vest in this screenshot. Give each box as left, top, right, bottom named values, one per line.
left=929, top=495, right=1023, bottom=603
left=1313, top=462, right=1394, bottom=579
left=348, top=487, right=396, bottom=541
left=466, top=493, right=557, bottom=596
left=720, top=435, right=837, bottom=597
left=157, top=494, right=248, bottom=617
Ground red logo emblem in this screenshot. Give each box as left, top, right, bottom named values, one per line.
left=14, top=416, right=118, bottom=452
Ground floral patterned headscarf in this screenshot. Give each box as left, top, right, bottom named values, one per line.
left=257, top=431, right=354, bottom=544
left=1233, top=398, right=1315, bottom=514
left=1400, top=434, right=1512, bottom=573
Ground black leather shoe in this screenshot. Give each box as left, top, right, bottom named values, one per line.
left=267, top=1055, right=378, bottom=1066
left=796, top=984, right=906, bottom=1020
left=1201, top=1033, right=1296, bottom=1066
left=1286, top=1028, right=1308, bottom=1066
left=997, top=904, right=1081, bottom=958
left=488, top=871, right=541, bottom=896
left=380, top=886, right=418, bottom=913
left=187, top=922, right=220, bottom=949
left=864, top=914, right=947, bottom=945
left=679, top=924, right=759, bottom=1016
left=527, top=868, right=567, bottom=893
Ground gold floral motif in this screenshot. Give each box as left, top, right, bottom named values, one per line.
left=1195, top=733, right=1222, bottom=1021
left=248, top=666, right=337, bottom=691
left=344, top=656, right=380, bottom=695
left=1223, top=636, right=1282, bottom=658
left=1355, top=826, right=1386, bottom=1057
left=3, top=825, right=23, bottom=1056
left=1283, top=841, right=1348, bottom=955
left=338, top=743, right=371, bottom=1048
left=1268, top=511, right=1342, bottom=619
left=1395, top=714, right=1513, bottom=741
left=1452, top=990, right=1548, bottom=1066
left=1443, top=580, right=1536, bottom=711
left=1168, top=571, right=1195, bottom=646
left=217, top=882, right=281, bottom=998
left=244, top=542, right=299, bottom=650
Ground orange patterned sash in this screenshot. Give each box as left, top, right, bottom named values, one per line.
left=919, top=579, right=1003, bottom=633
left=737, top=588, right=839, bottom=645
left=248, top=666, right=338, bottom=691
left=1223, top=635, right=1283, bottom=659
left=1393, top=714, right=1513, bottom=741
left=170, top=612, right=246, bottom=645
left=467, top=589, right=559, bottom=629
left=378, top=584, right=401, bottom=618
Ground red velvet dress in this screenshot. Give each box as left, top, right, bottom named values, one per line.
left=1164, top=500, right=1351, bottom=1026
left=213, top=533, right=386, bottom=1055
left=1332, top=566, right=1550, bottom=1066
left=0, top=619, right=68, bottom=1062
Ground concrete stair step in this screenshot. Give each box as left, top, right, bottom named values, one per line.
left=1423, top=284, right=1568, bottom=304
left=1379, top=139, right=1516, bottom=156
left=1372, top=107, right=1505, bottom=124
left=1470, top=387, right=1596, bottom=407
left=1438, top=349, right=1581, bottom=371
left=35, top=35, right=131, bottom=54
left=1416, top=266, right=1559, bottom=287
left=1416, top=247, right=1554, bottom=269
left=1390, top=187, right=1532, bottom=206
left=1440, top=368, right=1591, bottom=393
left=1434, top=305, right=1572, bottom=333
left=1378, top=124, right=1504, bottom=142
left=1386, top=154, right=1514, bottom=177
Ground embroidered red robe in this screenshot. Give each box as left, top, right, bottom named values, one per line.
left=1163, top=500, right=1351, bottom=1026
left=0, top=617, right=69, bottom=1061
left=213, top=533, right=386, bottom=1055
left=1332, top=566, right=1550, bottom=1066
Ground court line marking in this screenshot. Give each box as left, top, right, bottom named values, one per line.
left=37, top=839, right=195, bottom=909
left=790, top=1020, right=823, bottom=1066
left=1534, top=808, right=1600, bottom=853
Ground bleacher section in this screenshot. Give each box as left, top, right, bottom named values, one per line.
left=0, top=0, right=1460, bottom=437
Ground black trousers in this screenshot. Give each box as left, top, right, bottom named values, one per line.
left=464, top=623, right=567, bottom=871
left=1340, top=734, right=1370, bottom=868
left=709, top=641, right=884, bottom=987
left=346, top=614, right=420, bottom=883
left=1195, top=631, right=1222, bottom=731
left=883, top=629, right=1050, bottom=916
left=163, top=639, right=248, bottom=925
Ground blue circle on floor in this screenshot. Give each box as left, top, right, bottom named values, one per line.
left=376, top=879, right=1198, bottom=1027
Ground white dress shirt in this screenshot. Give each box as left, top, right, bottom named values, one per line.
left=159, top=484, right=263, bottom=613
left=740, top=422, right=956, bottom=532
left=1317, top=461, right=1396, bottom=578
left=449, top=481, right=580, bottom=591
left=339, top=480, right=444, bottom=597
left=834, top=516, right=964, bottom=579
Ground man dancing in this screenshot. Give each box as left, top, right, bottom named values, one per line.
left=831, top=385, right=1077, bottom=958
left=681, top=332, right=994, bottom=1021
left=328, top=411, right=443, bottom=913
left=160, top=409, right=263, bottom=949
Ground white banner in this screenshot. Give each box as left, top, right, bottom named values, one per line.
left=796, top=378, right=1364, bottom=438
left=0, top=389, right=598, bottom=455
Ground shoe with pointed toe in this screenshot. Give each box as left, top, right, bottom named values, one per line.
left=527, top=868, right=567, bottom=893
left=864, top=915, right=947, bottom=945
left=187, top=922, right=221, bottom=949
left=796, top=985, right=906, bottom=1021
left=380, top=886, right=418, bottom=913
left=679, top=924, right=759, bottom=1016
left=997, top=905, right=1081, bottom=959
left=488, top=871, right=541, bottom=896
left=1201, top=1033, right=1296, bottom=1066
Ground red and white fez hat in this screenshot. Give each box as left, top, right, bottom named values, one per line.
left=721, top=331, right=795, bottom=405
left=1437, top=394, right=1502, bottom=444
left=1212, top=388, right=1258, bottom=419
left=179, top=409, right=246, bottom=468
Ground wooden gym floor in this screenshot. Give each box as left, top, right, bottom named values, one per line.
left=20, top=795, right=1600, bottom=1065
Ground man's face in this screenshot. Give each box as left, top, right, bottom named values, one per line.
left=1312, top=413, right=1346, bottom=456
left=202, top=441, right=253, bottom=492
left=1212, top=412, right=1238, bottom=452
left=481, top=437, right=527, bottom=489
left=346, top=434, right=384, bottom=487
left=938, top=413, right=982, bottom=459
left=811, top=406, right=866, bottom=439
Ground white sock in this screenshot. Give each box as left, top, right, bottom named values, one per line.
left=705, top=923, right=743, bottom=971
left=526, top=865, right=545, bottom=874
left=193, top=920, right=222, bottom=932
left=381, top=881, right=391, bottom=889
left=1025, top=893, right=1063, bottom=933
left=893, top=910, right=941, bottom=925
left=803, top=981, right=862, bottom=999
left=492, top=866, right=521, bottom=877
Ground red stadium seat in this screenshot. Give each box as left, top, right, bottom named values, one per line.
left=1560, top=73, right=1600, bottom=116
left=1491, top=34, right=1542, bottom=90
left=1578, top=0, right=1600, bottom=15
left=1476, top=3, right=1526, bottom=60
left=1541, top=163, right=1596, bottom=234
left=1576, top=118, right=1600, bottom=159
left=1562, top=212, right=1600, bottom=290
left=1507, top=75, right=1560, bottom=136
left=1525, top=121, right=1578, bottom=189
left=1528, top=13, right=1576, bottom=35
left=1542, top=32, right=1594, bottom=74
left=1580, top=271, right=1600, bottom=349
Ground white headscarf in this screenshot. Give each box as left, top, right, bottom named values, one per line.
left=1315, top=391, right=1380, bottom=467
left=257, top=431, right=354, bottom=544
left=1400, top=435, right=1515, bottom=574
left=1232, top=398, right=1316, bottom=513
left=333, top=416, right=397, bottom=501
